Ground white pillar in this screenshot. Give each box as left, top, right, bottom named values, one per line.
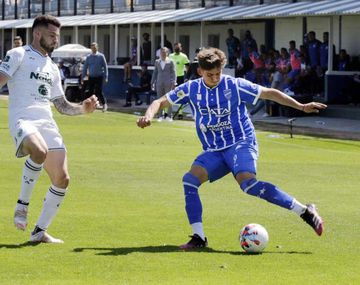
left=174, top=22, right=178, bottom=44
left=26, top=28, right=31, bottom=45
left=200, top=21, right=204, bottom=47
left=151, top=23, right=155, bottom=62
left=92, top=25, right=98, bottom=43
left=160, top=22, right=164, bottom=47
left=137, top=23, right=141, bottom=66
left=114, top=24, right=119, bottom=64
left=73, top=26, right=79, bottom=44
left=129, top=23, right=134, bottom=56
left=328, top=16, right=334, bottom=72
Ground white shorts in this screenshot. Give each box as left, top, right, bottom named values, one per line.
left=10, top=119, right=66, bottom=158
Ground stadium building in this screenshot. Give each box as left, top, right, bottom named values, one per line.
left=1, top=0, right=359, bottom=103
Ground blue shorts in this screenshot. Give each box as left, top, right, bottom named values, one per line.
left=193, top=138, right=259, bottom=182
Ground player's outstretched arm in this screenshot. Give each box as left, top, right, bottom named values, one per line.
left=137, top=95, right=170, bottom=128
left=260, top=87, right=327, bottom=114
left=53, top=95, right=99, bottom=115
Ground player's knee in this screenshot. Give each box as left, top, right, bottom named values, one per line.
left=53, top=173, right=70, bottom=189
left=183, top=172, right=201, bottom=193
left=30, top=147, right=48, bottom=164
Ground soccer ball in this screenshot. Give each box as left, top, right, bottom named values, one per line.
left=239, top=223, right=269, bottom=253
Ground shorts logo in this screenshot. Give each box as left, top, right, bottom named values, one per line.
left=38, top=84, right=49, bottom=96
left=17, top=128, right=23, bottom=138
left=2, top=55, right=10, bottom=62
left=224, top=89, right=232, bottom=100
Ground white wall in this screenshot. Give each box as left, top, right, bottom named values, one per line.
left=341, top=15, right=360, bottom=56
left=275, top=17, right=303, bottom=50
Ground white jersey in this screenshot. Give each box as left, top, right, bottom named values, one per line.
left=0, top=45, right=64, bottom=129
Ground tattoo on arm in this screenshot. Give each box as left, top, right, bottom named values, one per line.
left=53, top=96, right=84, bottom=116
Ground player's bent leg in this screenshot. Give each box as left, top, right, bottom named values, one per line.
left=14, top=133, right=47, bottom=231
left=30, top=150, right=69, bottom=243
left=180, top=166, right=208, bottom=250
left=237, top=173, right=324, bottom=236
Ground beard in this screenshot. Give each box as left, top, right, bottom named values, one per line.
left=40, top=36, right=55, bottom=53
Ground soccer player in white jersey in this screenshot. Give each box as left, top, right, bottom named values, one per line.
left=137, top=47, right=326, bottom=250
left=0, top=15, right=98, bottom=243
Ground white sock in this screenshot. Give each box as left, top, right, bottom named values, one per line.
left=36, top=185, right=66, bottom=230
left=191, top=222, right=205, bottom=241
left=291, top=199, right=307, bottom=215
left=18, top=158, right=43, bottom=204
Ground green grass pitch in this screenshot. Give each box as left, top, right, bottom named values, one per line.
left=0, top=99, right=359, bottom=284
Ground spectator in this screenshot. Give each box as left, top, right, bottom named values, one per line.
left=13, top=36, right=23, bottom=48
left=142, top=32, right=152, bottom=65
left=151, top=47, right=176, bottom=120
left=123, top=63, right=152, bottom=107
left=123, top=37, right=138, bottom=82
left=58, top=60, right=70, bottom=84
left=169, top=42, right=190, bottom=119
left=185, top=47, right=202, bottom=81
left=242, top=30, right=258, bottom=59
left=225, top=28, right=240, bottom=67
left=82, top=42, right=108, bottom=111
left=248, top=45, right=264, bottom=85
left=287, top=41, right=301, bottom=90
left=338, top=49, right=350, bottom=71
left=306, top=31, right=321, bottom=69
left=234, top=50, right=246, bottom=78
left=320, top=32, right=336, bottom=72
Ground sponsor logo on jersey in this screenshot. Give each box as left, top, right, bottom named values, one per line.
left=206, top=120, right=232, bottom=132
left=2, top=55, right=10, bottom=62
left=224, top=89, right=232, bottom=100
left=199, top=107, right=231, bottom=118
left=38, top=84, right=50, bottom=96
left=30, top=71, right=53, bottom=86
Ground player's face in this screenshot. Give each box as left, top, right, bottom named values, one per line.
left=200, top=67, right=222, bottom=88
left=39, top=24, right=60, bottom=53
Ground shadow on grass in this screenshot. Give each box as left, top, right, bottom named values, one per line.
left=73, top=245, right=313, bottom=256
left=0, top=241, right=41, bottom=248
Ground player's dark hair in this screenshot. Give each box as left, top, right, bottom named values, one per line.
left=32, top=15, right=61, bottom=31
left=197, top=47, right=227, bottom=70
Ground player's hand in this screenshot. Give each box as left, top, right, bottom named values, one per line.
left=137, top=116, right=151, bottom=128
left=302, top=102, right=327, bottom=113
left=82, top=95, right=99, bottom=113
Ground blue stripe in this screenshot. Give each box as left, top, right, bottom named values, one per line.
left=25, top=160, right=42, bottom=171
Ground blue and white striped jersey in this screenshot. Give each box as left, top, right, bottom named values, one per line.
left=166, top=75, right=262, bottom=151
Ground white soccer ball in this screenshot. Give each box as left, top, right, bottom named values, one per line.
left=239, top=223, right=269, bottom=253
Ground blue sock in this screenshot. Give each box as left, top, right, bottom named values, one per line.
left=240, top=178, right=294, bottom=210
left=183, top=173, right=202, bottom=224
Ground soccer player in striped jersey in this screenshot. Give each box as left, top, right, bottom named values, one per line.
left=0, top=15, right=98, bottom=243
left=137, top=47, right=326, bottom=250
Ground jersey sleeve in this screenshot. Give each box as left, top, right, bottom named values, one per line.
left=50, top=66, right=65, bottom=101
left=0, top=48, right=24, bottom=78
left=235, top=77, right=262, bottom=105
left=166, top=82, right=190, bottom=106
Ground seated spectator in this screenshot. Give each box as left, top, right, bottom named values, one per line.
left=58, top=60, right=70, bottom=84
left=248, top=46, right=264, bottom=85
left=123, top=37, right=138, bottom=82
left=123, top=63, right=152, bottom=107
left=338, top=49, right=350, bottom=71
left=185, top=47, right=202, bottom=81
left=287, top=41, right=302, bottom=91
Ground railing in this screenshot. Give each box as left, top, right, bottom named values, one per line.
left=2, top=0, right=314, bottom=20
